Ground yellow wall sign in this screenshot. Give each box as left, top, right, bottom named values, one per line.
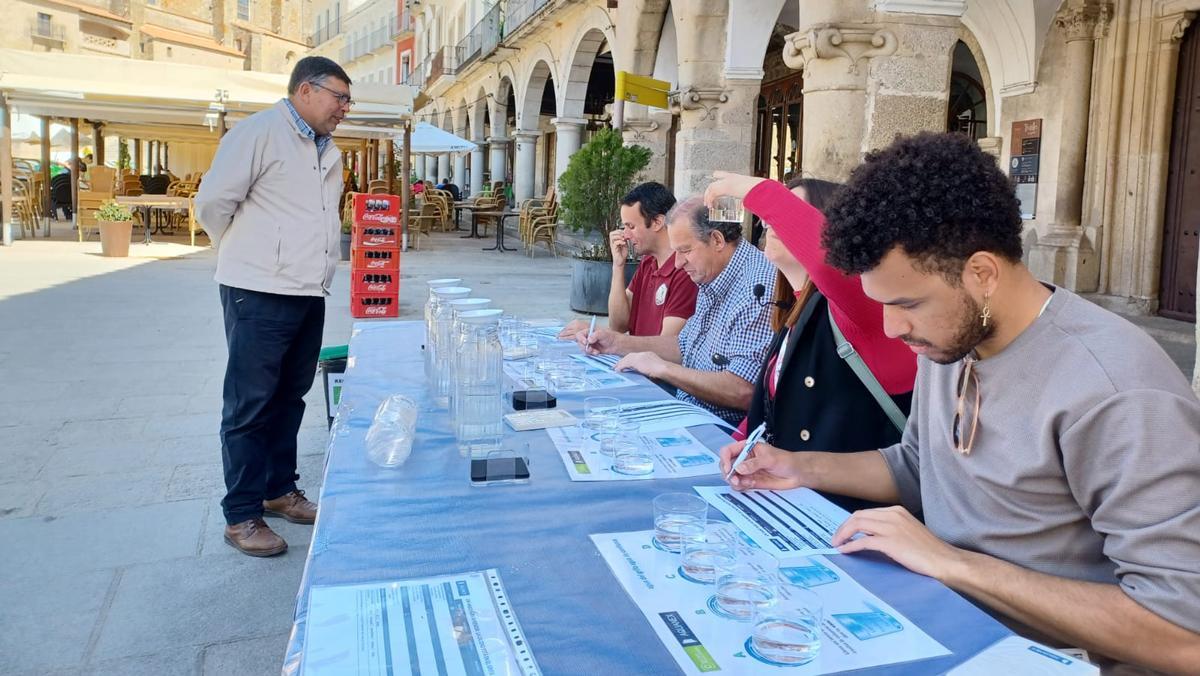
left=615, top=71, right=671, bottom=110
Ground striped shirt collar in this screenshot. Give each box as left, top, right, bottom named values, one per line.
left=283, top=98, right=332, bottom=156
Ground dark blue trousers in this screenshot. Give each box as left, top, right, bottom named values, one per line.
left=219, top=285, right=325, bottom=525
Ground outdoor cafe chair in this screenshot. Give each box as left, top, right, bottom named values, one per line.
left=528, top=211, right=560, bottom=258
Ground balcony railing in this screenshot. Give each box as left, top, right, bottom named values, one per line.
left=456, top=3, right=502, bottom=72
left=402, top=65, right=425, bottom=91
left=30, top=22, right=66, bottom=45
left=427, top=46, right=458, bottom=86
left=505, top=0, right=552, bottom=36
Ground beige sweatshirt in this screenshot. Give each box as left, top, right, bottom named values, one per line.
left=195, top=100, right=343, bottom=297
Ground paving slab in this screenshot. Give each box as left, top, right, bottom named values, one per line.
left=92, top=547, right=308, bottom=660
left=0, top=569, right=114, bottom=673
left=202, top=632, right=291, bottom=676
left=35, top=469, right=168, bottom=517
left=0, top=500, right=206, bottom=578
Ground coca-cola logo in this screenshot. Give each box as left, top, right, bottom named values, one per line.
left=356, top=211, right=399, bottom=225
left=366, top=306, right=388, bottom=315
left=365, top=283, right=388, bottom=292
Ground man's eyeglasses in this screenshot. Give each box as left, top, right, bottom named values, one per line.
left=952, top=357, right=980, bottom=455
left=310, top=81, right=354, bottom=108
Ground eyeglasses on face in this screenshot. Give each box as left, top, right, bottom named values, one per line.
left=310, top=80, right=354, bottom=108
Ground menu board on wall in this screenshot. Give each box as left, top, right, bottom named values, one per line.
left=1010, top=119, right=1042, bottom=220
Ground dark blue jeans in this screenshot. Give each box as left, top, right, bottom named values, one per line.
left=218, top=285, right=325, bottom=525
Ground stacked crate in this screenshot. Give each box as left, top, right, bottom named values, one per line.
left=349, top=193, right=401, bottom=318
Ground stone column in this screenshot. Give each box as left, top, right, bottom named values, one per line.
left=437, top=153, right=450, bottom=183
left=424, top=154, right=438, bottom=182
left=513, top=132, right=539, bottom=203
left=784, top=2, right=959, bottom=181
left=470, top=140, right=486, bottom=196
left=453, top=154, right=466, bottom=191
left=1030, top=2, right=1112, bottom=291
left=621, top=109, right=673, bottom=187
left=487, top=137, right=509, bottom=187
left=552, top=117, right=585, bottom=184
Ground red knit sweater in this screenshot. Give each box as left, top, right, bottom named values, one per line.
left=743, top=180, right=917, bottom=396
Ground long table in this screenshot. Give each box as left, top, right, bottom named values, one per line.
left=282, top=321, right=1011, bottom=675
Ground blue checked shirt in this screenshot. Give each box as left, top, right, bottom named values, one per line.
left=676, top=239, right=777, bottom=423
left=284, top=98, right=333, bottom=157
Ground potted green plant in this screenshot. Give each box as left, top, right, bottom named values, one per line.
left=95, top=199, right=134, bottom=257
left=557, top=128, right=652, bottom=313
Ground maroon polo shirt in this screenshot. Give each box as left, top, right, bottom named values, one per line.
left=626, top=252, right=698, bottom=336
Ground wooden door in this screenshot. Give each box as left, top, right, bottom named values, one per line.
left=1161, top=21, right=1200, bottom=321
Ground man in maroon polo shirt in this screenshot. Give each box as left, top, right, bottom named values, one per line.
left=561, top=182, right=697, bottom=339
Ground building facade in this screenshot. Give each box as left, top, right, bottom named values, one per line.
left=309, top=0, right=401, bottom=85
left=2, top=0, right=311, bottom=73
left=407, top=0, right=1198, bottom=345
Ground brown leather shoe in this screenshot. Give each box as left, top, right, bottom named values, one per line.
left=263, top=489, right=318, bottom=525
left=224, top=518, right=287, bottom=557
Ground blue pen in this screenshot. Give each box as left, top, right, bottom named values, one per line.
left=725, top=422, right=767, bottom=481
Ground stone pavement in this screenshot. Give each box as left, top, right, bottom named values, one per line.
left=0, top=232, right=573, bottom=676
left=0, top=233, right=1194, bottom=675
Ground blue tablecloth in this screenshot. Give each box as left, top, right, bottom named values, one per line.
left=283, top=321, right=1010, bottom=675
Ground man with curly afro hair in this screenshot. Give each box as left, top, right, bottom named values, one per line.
left=720, top=132, right=1200, bottom=672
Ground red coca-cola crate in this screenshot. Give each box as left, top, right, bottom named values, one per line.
left=351, top=193, right=400, bottom=227
left=352, top=223, right=399, bottom=247
left=351, top=270, right=400, bottom=295
left=350, top=292, right=399, bottom=318
left=351, top=246, right=400, bottom=272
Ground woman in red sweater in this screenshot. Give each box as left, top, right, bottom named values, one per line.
left=706, top=172, right=917, bottom=510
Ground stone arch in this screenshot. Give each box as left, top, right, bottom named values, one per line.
left=516, top=58, right=557, bottom=131
left=961, top=0, right=1059, bottom=98
left=470, top=85, right=489, bottom=140
left=492, top=72, right=517, bottom=137
left=441, top=109, right=453, bottom=131
left=955, top=26, right=998, bottom=138
left=614, top=0, right=671, bottom=76
left=724, top=0, right=787, bottom=80
left=561, top=24, right=611, bottom=121
left=453, top=97, right=470, bottom=135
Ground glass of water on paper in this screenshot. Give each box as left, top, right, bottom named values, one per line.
left=583, top=396, right=620, bottom=430
left=547, top=363, right=587, bottom=393
left=598, top=417, right=639, bottom=457
left=715, top=558, right=779, bottom=621
left=653, top=492, right=708, bottom=552
left=752, top=584, right=822, bottom=666
left=680, top=528, right=736, bottom=584
left=709, top=195, right=745, bottom=223
left=612, top=429, right=654, bottom=476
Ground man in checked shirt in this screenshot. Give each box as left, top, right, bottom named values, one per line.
left=583, top=196, right=776, bottom=424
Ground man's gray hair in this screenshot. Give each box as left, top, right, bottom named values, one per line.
left=288, top=56, right=352, bottom=95
left=666, top=195, right=742, bottom=244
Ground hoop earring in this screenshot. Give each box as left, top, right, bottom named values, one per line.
left=980, top=292, right=992, bottom=328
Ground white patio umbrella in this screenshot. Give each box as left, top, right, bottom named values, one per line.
left=403, top=122, right=476, bottom=154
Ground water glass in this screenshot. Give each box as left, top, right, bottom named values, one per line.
left=547, top=363, right=587, bottom=393
left=715, top=558, right=780, bottom=621
left=613, top=434, right=654, bottom=476
left=751, top=585, right=822, bottom=666
left=680, top=528, right=736, bottom=584
left=599, top=417, right=639, bottom=457
left=709, top=195, right=745, bottom=223
left=583, top=396, right=620, bottom=430
left=503, top=332, right=539, bottom=361
left=652, top=493, right=708, bottom=553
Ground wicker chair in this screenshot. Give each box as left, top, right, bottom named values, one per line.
left=527, top=205, right=560, bottom=257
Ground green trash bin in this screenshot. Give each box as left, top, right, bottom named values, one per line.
left=319, top=344, right=349, bottom=429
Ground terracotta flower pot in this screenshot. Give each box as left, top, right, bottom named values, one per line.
left=98, top=219, right=133, bottom=257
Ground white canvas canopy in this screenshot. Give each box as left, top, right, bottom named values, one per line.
left=403, top=122, right=476, bottom=154
left=0, top=48, right=413, bottom=136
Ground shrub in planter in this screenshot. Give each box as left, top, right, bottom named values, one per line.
left=95, top=199, right=134, bottom=257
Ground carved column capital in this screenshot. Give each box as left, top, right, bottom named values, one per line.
left=1163, top=11, right=1197, bottom=43
left=783, top=25, right=899, bottom=74
left=669, top=87, right=729, bottom=122
left=1055, top=3, right=1113, bottom=42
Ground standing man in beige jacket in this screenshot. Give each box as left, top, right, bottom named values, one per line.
left=195, top=57, right=351, bottom=557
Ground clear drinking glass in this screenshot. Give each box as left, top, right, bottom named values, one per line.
left=652, top=492, right=708, bottom=553
left=751, top=584, right=823, bottom=666
left=679, top=528, right=736, bottom=584
left=546, top=363, right=587, bottom=393
left=715, top=558, right=780, bottom=621
left=583, top=396, right=620, bottom=431
left=709, top=195, right=745, bottom=223
left=613, top=430, right=653, bottom=476
left=600, top=417, right=639, bottom=457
